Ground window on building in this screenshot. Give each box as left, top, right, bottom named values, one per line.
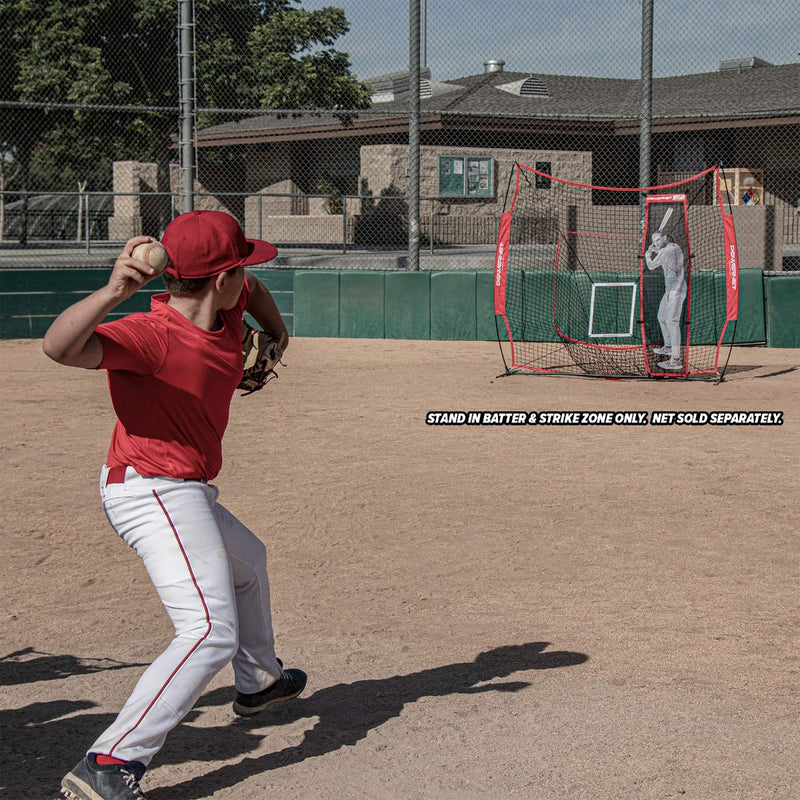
left=535, top=162, right=552, bottom=189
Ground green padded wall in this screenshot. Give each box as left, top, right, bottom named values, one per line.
left=687, top=271, right=722, bottom=345
left=765, top=274, right=800, bottom=347
left=502, top=268, right=766, bottom=347
left=1, top=267, right=796, bottom=345
left=0, top=269, right=160, bottom=338
left=1, top=269, right=295, bottom=340
left=431, top=271, right=477, bottom=340
left=247, top=269, right=295, bottom=335
left=733, top=268, right=766, bottom=343
left=340, top=272, right=385, bottom=338
left=293, top=271, right=340, bottom=337
left=518, top=270, right=559, bottom=342
left=385, top=271, right=430, bottom=339
left=476, top=271, right=500, bottom=341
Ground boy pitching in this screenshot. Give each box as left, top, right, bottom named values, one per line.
left=43, top=210, right=306, bottom=800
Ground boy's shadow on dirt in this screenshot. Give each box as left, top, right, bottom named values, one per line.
left=0, top=642, right=586, bottom=797
left=0, top=647, right=146, bottom=686
left=0, top=649, right=152, bottom=796
left=150, top=641, right=588, bottom=799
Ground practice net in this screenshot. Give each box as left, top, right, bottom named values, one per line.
left=493, top=164, right=739, bottom=380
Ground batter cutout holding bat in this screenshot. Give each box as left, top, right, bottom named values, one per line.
left=644, top=204, right=688, bottom=371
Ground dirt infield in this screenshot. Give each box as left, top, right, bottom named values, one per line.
left=1, top=337, right=798, bottom=800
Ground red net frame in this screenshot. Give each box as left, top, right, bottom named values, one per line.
left=493, top=164, right=739, bottom=380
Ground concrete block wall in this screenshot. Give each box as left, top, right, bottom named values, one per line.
left=359, top=144, right=593, bottom=219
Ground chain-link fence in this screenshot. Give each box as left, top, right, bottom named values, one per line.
left=1, top=0, right=798, bottom=269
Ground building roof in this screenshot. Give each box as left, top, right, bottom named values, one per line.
left=195, top=61, right=800, bottom=146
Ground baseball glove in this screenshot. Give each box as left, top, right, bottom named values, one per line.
left=238, top=322, right=286, bottom=395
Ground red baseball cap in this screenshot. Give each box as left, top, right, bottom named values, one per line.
left=161, top=210, right=278, bottom=279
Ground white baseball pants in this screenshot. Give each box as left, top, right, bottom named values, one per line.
left=656, top=282, right=687, bottom=358
left=90, top=465, right=282, bottom=766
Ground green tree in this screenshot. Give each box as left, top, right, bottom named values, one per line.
left=0, top=1, right=71, bottom=242
left=198, top=2, right=372, bottom=111
left=1, top=0, right=372, bottom=239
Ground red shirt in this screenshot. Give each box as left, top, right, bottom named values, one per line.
left=94, top=281, right=250, bottom=481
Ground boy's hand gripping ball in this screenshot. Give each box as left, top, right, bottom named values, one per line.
left=132, top=241, right=171, bottom=274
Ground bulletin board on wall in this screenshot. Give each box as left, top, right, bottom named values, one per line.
left=438, top=155, right=495, bottom=198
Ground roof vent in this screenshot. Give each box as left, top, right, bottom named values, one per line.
left=368, top=67, right=431, bottom=103
left=496, top=77, right=550, bottom=99
left=718, top=56, right=773, bottom=72
left=483, top=59, right=505, bottom=73
left=520, top=76, right=549, bottom=97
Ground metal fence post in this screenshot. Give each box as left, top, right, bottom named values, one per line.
left=429, top=199, right=434, bottom=255
left=85, top=193, right=90, bottom=254
left=639, top=0, right=654, bottom=230
left=408, top=0, right=421, bottom=271
left=178, top=0, right=196, bottom=214
left=342, top=195, right=348, bottom=254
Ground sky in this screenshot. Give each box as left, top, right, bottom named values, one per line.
left=300, top=0, right=800, bottom=81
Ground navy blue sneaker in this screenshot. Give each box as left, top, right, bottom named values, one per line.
left=61, top=754, right=146, bottom=800
left=233, top=665, right=307, bottom=717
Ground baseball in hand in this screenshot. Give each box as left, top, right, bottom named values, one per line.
left=132, top=241, right=171, bottom=274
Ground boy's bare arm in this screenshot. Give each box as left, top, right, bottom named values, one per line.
left=42, top=237, right=161, bottom=368
left=244, top=271, right=289, bottom=350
